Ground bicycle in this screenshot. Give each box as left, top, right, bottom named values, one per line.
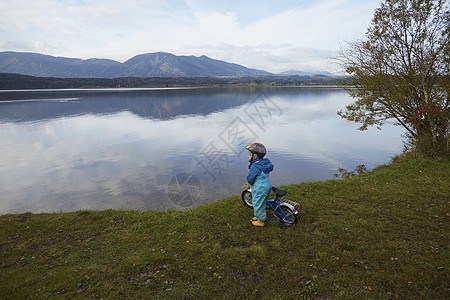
left=241, top=183, right=300, bottom=225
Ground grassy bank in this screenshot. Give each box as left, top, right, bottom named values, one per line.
left=1, top=158, right=449, bottom=299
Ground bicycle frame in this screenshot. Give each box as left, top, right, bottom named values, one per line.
left=244, top=187, right=299, bottom=223
left=267, top=196, right=293, bottom=222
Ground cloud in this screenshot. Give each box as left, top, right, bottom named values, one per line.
left=0, top=0, right=381, bottom=72
left=180, top=43, right=337, bottom=73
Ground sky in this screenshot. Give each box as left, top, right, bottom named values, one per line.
left=0, top=0, right=382, bottom=74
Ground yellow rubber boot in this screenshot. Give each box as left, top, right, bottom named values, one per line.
left=251, top=217, right=258, bottom=222
left=252, top=219, right=265, bottom=227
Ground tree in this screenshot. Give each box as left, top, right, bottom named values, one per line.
left=338, top=0, right=449, bottom=157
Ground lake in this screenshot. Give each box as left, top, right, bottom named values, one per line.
left=0, top=87, right=404, bottom=214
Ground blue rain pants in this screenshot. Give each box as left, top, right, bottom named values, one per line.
left=252, top=172, right=271, bottom=221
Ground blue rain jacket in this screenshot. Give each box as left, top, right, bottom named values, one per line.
left=247, top=158, right=274, bottom=221
left=246, top=158, right=273, bottom=185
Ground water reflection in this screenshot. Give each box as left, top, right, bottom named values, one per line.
left=0, top=88, right=255, bottom=122
left=0, top=87, right=404, bottom=214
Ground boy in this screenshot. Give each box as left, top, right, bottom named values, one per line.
left=245, top=143, right=274, bottom=227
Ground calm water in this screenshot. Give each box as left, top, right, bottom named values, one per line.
left=0, top=87, right=404, bottom=214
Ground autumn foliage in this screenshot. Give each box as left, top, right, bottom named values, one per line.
left=338, top=0, right=449, bottom=157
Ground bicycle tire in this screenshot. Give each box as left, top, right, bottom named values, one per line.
left=241, top=189, right=253, bottom=208
left=274, top=204, right=298, bottom=224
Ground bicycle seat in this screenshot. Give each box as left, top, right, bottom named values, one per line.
left=272, top=187, right=287, bottom=197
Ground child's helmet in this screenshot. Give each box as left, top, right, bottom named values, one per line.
left=245, top=143, right=266, bottom=158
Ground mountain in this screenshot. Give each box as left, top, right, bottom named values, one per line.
left=122, top=52, right=271, bottom=77
left=0, top=51, right=271, bottom=78
left=0, top=52, right=124, bottom=78
left=278, top=70, right=336, bottom=77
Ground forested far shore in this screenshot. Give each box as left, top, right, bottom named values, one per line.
left=0, top=73, right=350, bottom=90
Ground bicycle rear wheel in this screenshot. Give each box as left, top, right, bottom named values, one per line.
left=274, top=204, right=298, bottom=224
left=241, top=189, right=253, bottom=208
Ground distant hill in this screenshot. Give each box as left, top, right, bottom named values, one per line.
left=278, top=70, right=336, bottom=77
left=0, top=72, right=349, bottom=90
left=0, top=51, right=271, bottom=78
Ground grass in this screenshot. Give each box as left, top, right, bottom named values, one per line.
left=1, top=157, right=449, bottom=299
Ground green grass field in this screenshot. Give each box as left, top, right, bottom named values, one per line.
left=1, top=157, right=449, bottom=299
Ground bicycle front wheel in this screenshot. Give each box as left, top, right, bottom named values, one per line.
left=274, top=204, right=298, bottom=224
left=241, top=189, right=253, bottom=208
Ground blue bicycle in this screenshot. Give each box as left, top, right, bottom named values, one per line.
left=241, top=184, right=300, bottom=225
